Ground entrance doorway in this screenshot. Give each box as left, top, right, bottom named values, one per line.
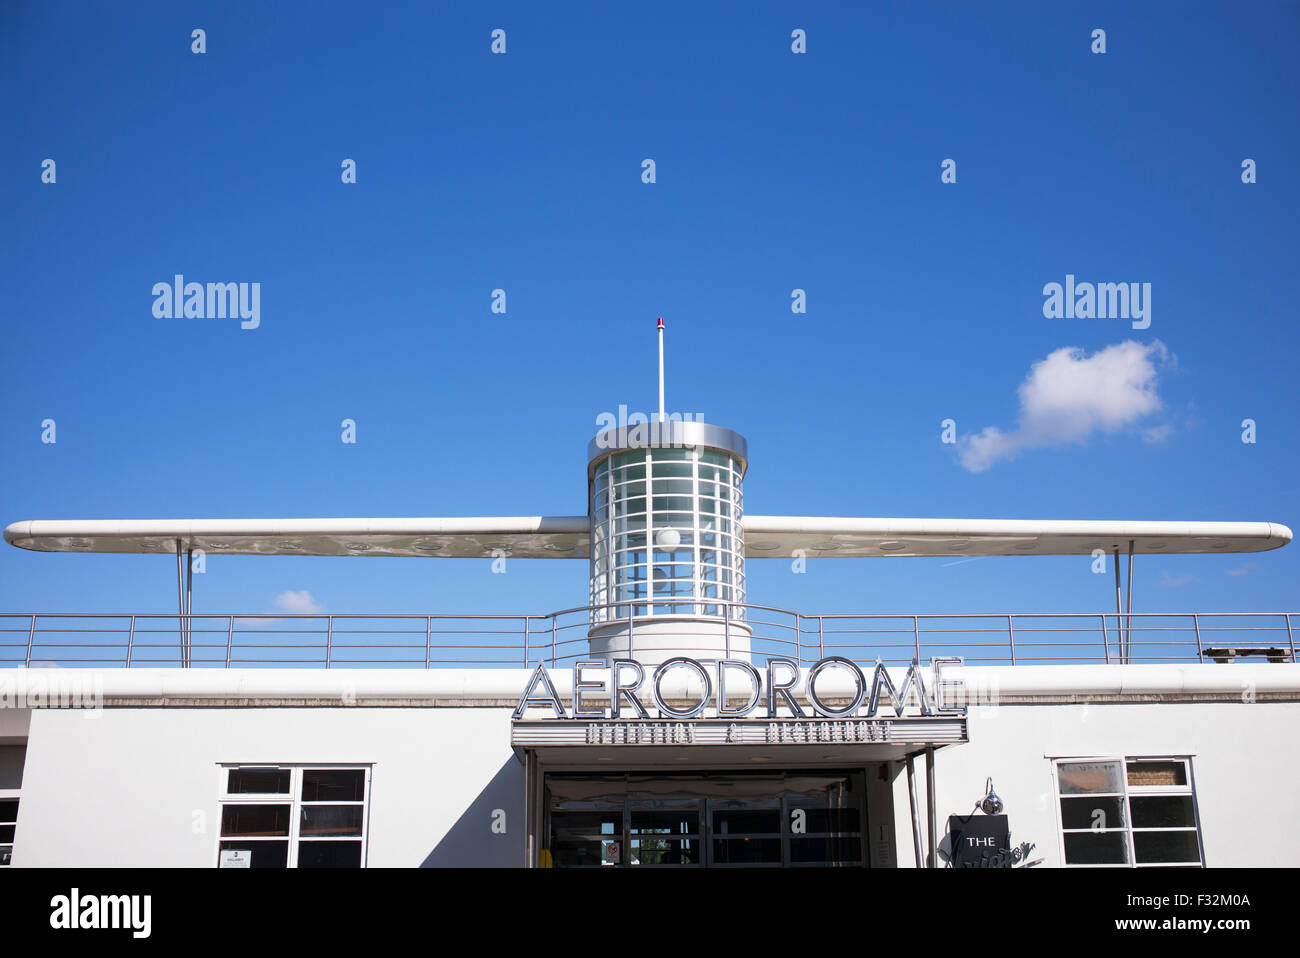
left=543, top=771, right=866, bottom=867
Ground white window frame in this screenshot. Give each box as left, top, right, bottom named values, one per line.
left=216, top=764, right=372, bottom=868
left=1051, top=755, right=1204, bottom=868
left=0, top=785, right=18, bottom=867
left=0, top=744, right=23, bottom=868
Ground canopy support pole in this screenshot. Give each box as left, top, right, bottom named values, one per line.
left=906, top=753, right=925, bottom=868
left=175, top=539, right=185, bottom=667
left=926, top=746, right=938, bottom=868
left=185, top=546, right=194, bottom=667
left=1126, top=540, right=1135, bottom=664
left=1113, top=546, right=1123, bottom=663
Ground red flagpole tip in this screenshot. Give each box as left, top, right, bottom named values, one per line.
left=656, top=317, right=664, bottom=329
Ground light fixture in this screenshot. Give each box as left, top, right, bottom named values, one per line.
left=655, top=528, right=681, bottom=548
left=978, top=776, right=1004, bottom=815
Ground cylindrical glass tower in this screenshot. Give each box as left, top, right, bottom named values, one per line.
left=586, top=420, right=750, bottom=663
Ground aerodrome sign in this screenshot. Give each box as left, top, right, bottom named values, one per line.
left=512, top=655, right=967, bottom=722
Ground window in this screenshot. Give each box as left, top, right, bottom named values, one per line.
left=217, top=765, right=370, bottom=868
left=0, top=745, right=24, bottom=867
left=589, top=447, right=747, bottom=622
left=1054, top=757, right=1202, bottom=867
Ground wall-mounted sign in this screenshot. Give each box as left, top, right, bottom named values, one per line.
left=947, top=815, right=1039, bottom=868
left=511, top=716, right=968, bottom=748
left=219, top=849, right=252, bottom=869
left=513, top=655, right=966, bottom=722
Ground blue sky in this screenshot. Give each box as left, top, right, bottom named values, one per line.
left=1, top=1, right=1297, bottom=634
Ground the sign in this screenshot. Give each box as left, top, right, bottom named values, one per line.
left=948, top=814, right=1037, bottom=868
left=511, top=716, right=968, bottom=748
left=513, top=655, right=967, bottom=722
left=219, top=849, right=252, bottom=869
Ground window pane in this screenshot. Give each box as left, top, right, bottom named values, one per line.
left=712, top=809, right=781, bottom=835
left=0, top=746, right=24, bottom=790
left=1131, top=795, right=1196, bottom=829
left=631, top=838, right=699, bottom=866
left=1134, top=830, right=1200, bottom=864
left=1126, top=761, right=1187, bottom=788
left=550, top=809, right=623, bottom=840
left=630, top=809, right=699, bottom=836
left=1060, top=795, right=1126, bottom=831
left=0, top=846, right=11, bottom=866
left=302, top=769, right=366, bottom=802
left=0, top=799, right=17, bottom=823
left=712, top=838, right=781, bottom=864
left=798, top=808, right=862, bottom=833
left=653, top=479, right=694, bottom=495
left=221, top=804, right=291, bottom=837
left=0, top=825, right=13, bottom=843
left=1063, top=831, right=1129, bottom=865
left=300, top=804, right=364, bottom=837
left=298, top=841, right=363, bottom=868
left=550, top=838, right=617, bottom=867
left=227, top=768, right=291, bottom=795
left=790, top=836, right=862, bottom=864
left=1058, top=761, right=1124, bottom=794
left=219, top=839, right=288, bottom=868
left=650, top=454, right=691, bottom=470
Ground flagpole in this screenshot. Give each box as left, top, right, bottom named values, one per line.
left=657, top=317, right=665, bottom=423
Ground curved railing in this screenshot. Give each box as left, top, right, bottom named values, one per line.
left=0, top=600, right=1295, bottom=668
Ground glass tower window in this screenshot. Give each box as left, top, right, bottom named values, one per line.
left=589, top=446, right=745, bottom=623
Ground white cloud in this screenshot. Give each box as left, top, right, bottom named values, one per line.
left=1160, top=571, right=1200, bottom=587
left=274, top=589, right=324, bottom=614
left=959, top=340, right=1170, bottom=472
left=1226, top=562, right=1257, bottom=577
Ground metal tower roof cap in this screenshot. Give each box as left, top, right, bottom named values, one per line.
left=587, top=420, right=749, bottom=476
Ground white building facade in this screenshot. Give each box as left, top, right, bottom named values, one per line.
left=2, top=414, right=1296, bottom=868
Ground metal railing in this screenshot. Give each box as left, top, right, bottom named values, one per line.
left=0, top=602, right=1295, bottom=669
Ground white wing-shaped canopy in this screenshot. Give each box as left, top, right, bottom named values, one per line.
left=741, top=517, right=1293, bottom=557
left=3, top=516, right=1292, bottom=558
left=1, top=517, right=591, bottom=558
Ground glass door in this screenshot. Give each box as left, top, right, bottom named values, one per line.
left=546, top=776, right=625, bottom=867
left=544, top=771, right=867, bottom=868
left=629, top=797, right=703, bottom=866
